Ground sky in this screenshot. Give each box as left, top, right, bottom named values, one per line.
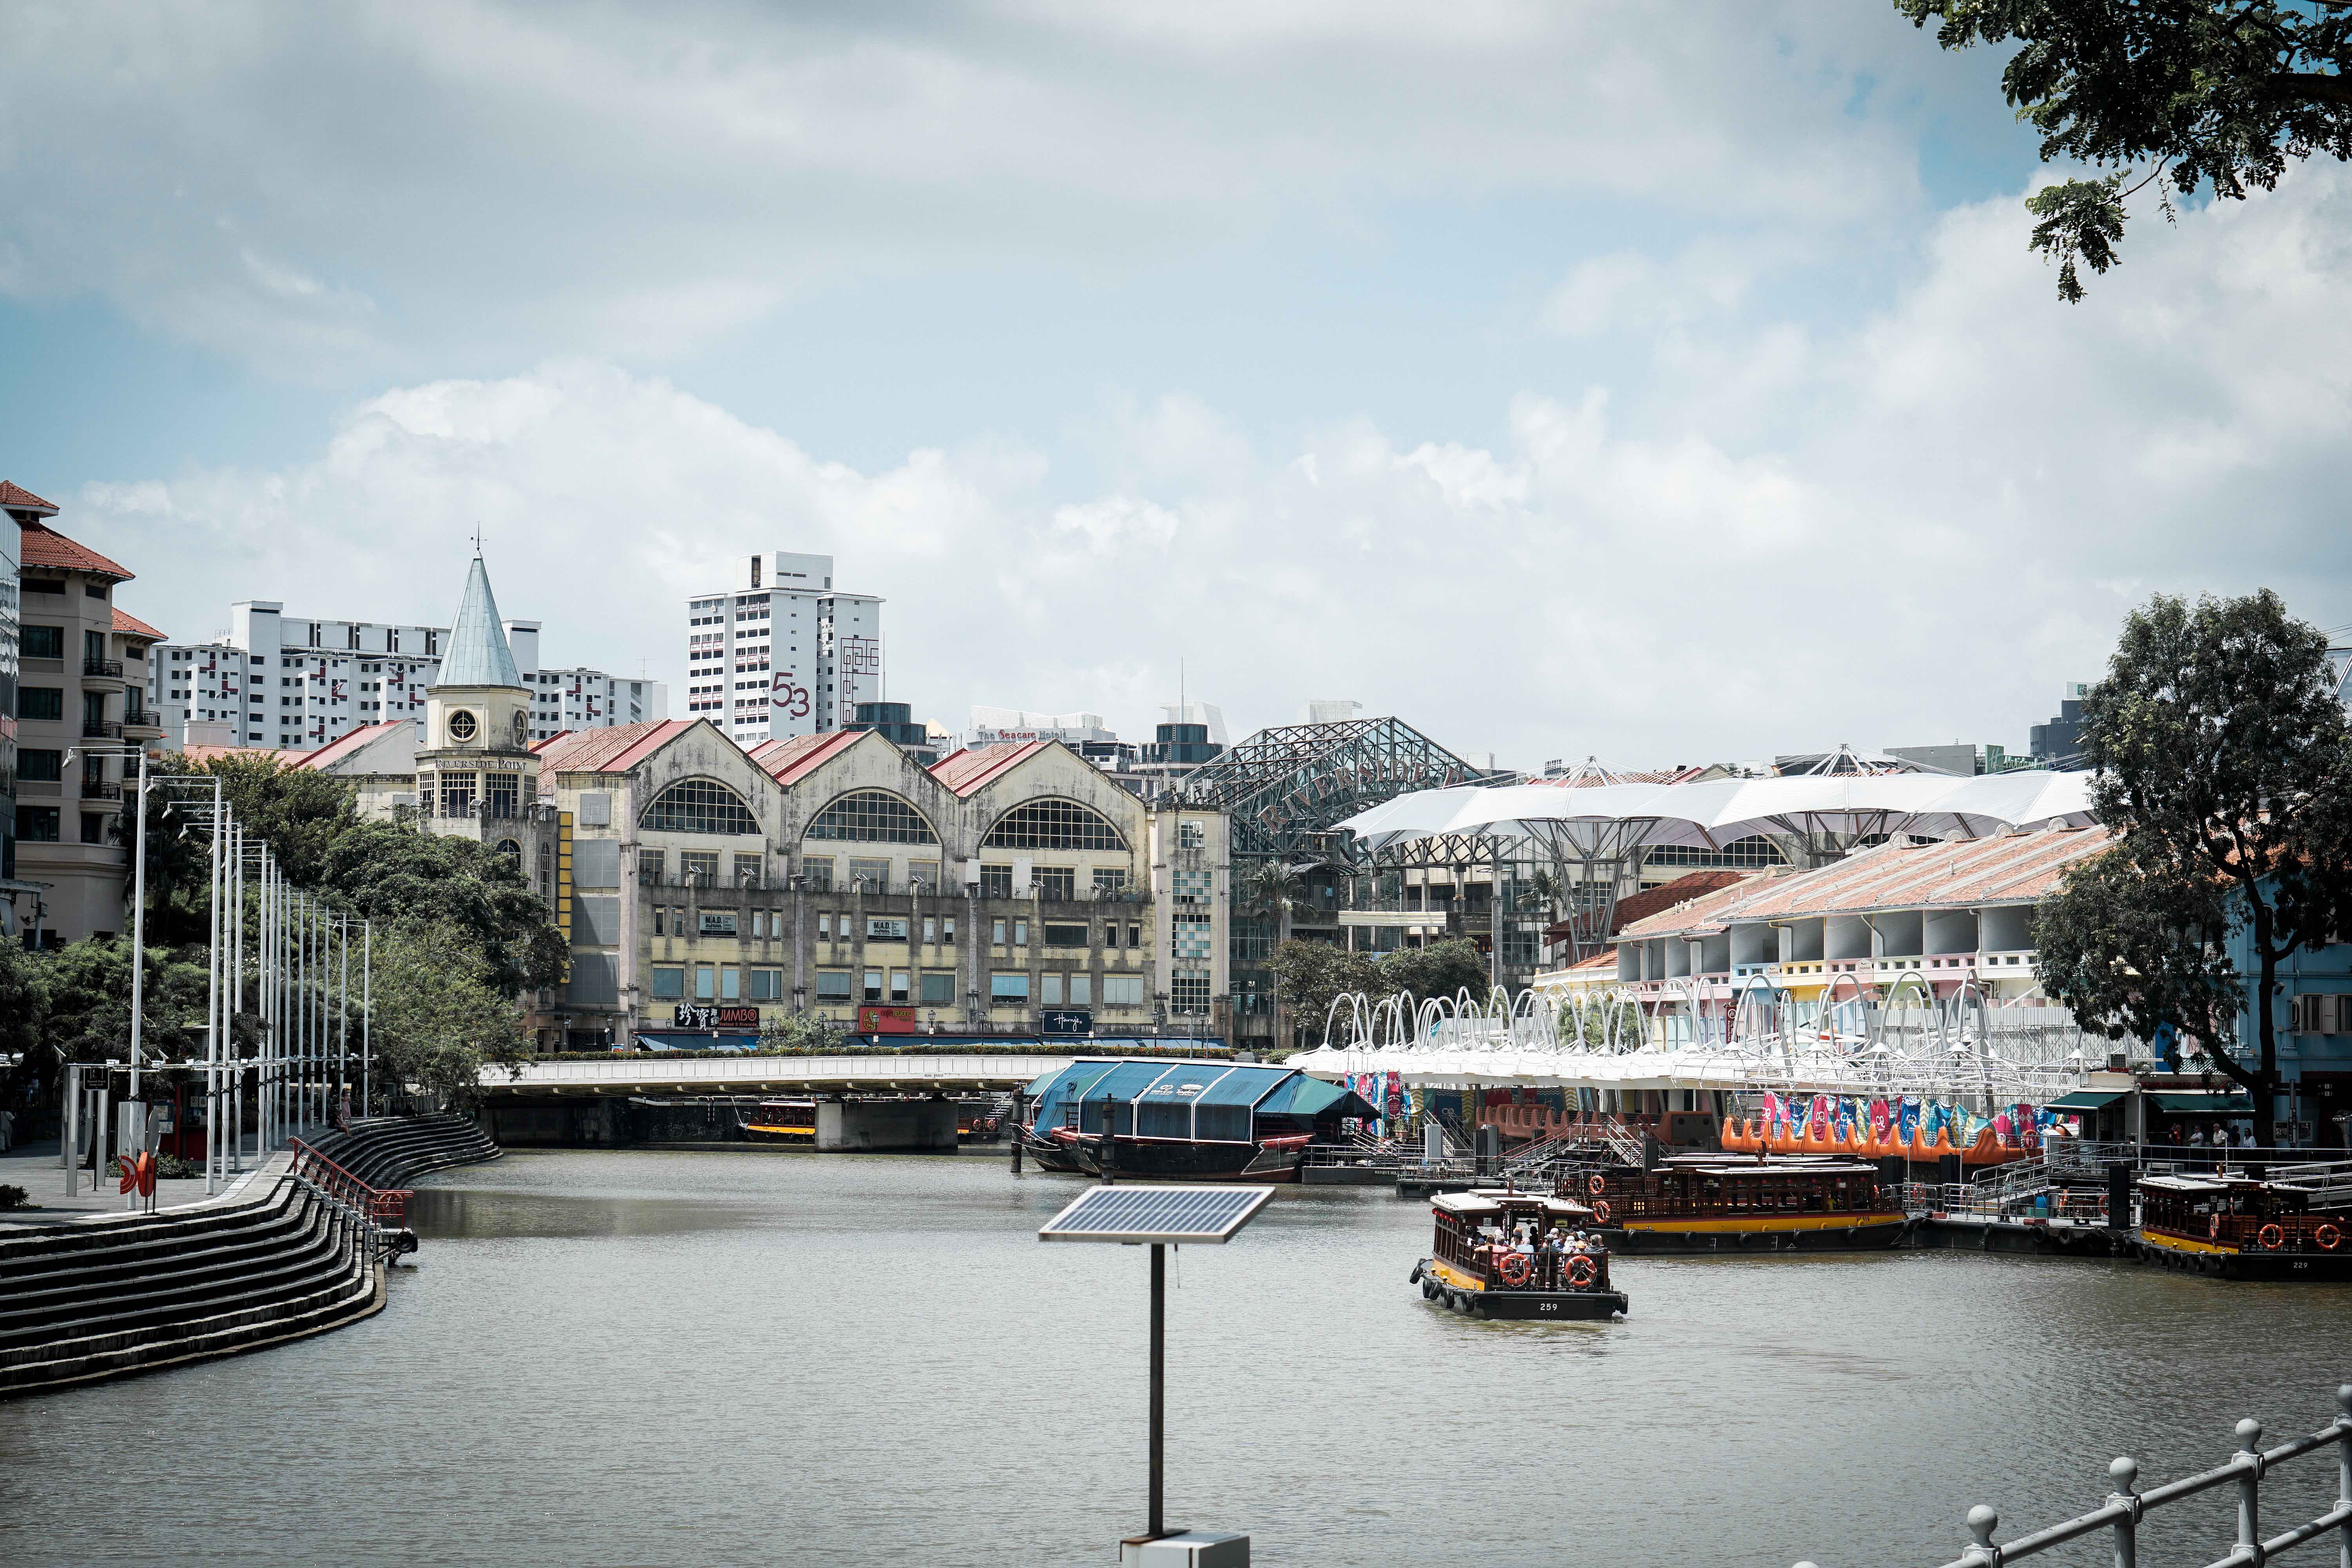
left=5, top=0, right=2348, bottom=771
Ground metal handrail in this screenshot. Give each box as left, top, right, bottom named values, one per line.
left=288, top=1136, right=414, bottom=1227
left=1793, top=1386, right=2352, bottom=1568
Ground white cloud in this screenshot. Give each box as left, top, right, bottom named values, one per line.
left=64, top=163, right=2352, bottom=770
left=0, top=0, right=1958, bottom=376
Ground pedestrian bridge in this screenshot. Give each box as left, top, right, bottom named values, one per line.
left=478, top=1053, right=1080, bottom=1102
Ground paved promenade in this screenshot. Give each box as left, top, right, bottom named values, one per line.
left=0, top=1135, right=292, bottom=1223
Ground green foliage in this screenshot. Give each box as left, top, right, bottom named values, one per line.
left=0, top=1184, right=28, bottom=1210
left=1268, top=936, right=1499, bottom=1045
left=758, top=1012, right=847, bottom=1052
left=204, top=753, right=359, bottom=886
left=2036, top=590, right=2352, bottom=1142
left=1897, top=0, right=2352, bottom=298
left=1269, top=941, right=1383, bottom=1044
left=32, top=940, right=215, bottom=1067
left=1557, top=992, right=1646, bottom=1049
left=1379, top=939, right=1490, bottom=1009
left=321, top=822, right=567, bottom=998
left=363, top=920, right=530, bottom=1108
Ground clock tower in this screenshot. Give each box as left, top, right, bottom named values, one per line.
left=416, top=552, right=544, bottom=846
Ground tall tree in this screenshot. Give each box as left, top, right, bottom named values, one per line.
left=1896, top=1, right=2352, bottom=299
left=320, top=822, right=567, bottom=998
left=1267, top=940, right=1382, bottom=1050
left=363, top=920, right=530, bottom=1107
left=2035, top=590, right=2352, bottom=1143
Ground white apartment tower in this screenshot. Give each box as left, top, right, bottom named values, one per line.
left=151, top=599, right=666, bottom=753
left=684, top=551, right=883, bottom=746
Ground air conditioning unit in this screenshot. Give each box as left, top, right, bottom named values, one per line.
left=2291, top=993, right=2350, bottom=1035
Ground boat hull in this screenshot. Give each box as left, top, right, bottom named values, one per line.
left=1599, top=1214, right=1912, bottom=1254
left=1412, top=1259, right=1626, bottom=1320
left=2138, top=1230, right=2352, bottom=1282
left=1057, top=1136, right=1307, bottom=1183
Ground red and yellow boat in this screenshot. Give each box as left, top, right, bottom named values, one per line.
left=1566, top=1152, right=1912, bottom=1254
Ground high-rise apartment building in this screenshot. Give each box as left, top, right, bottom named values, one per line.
left=151, top=599, right=665, bottom=752
left=684, top=551, right=882, bottom=747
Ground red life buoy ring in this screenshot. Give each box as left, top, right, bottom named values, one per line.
left=1588, top=1174, right=1606, bottom=1197
left=2258, top=1223, right=2286, bottom=1252
left=1497, top=1252, right=1533, bottom=1287
left=1566, top=1254, right=1597, bottom=1288
left=2317, top=1223, right=2341, bottom=1251
left=1592, top=1200, right=1612, bottom=1225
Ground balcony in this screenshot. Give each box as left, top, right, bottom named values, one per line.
left=82, top=719, right=123, bottom=739
left=83, top=658, right=124, bottom=679
left=79, top=781, right=123, bottom=802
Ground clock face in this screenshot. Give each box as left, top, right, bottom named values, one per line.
left=512, top=710, right=529, bottom=748
left=448, top=710, right=478, bottom=742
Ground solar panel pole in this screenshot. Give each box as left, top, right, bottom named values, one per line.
left=1149, top=1241, right=1165, bottom=1541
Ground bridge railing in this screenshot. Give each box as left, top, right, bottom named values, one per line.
left=1794, top=1386, right=2351, bottom=1568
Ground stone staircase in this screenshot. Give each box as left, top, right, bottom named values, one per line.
left=0, top=1115, right=501, bottom=1399
left=0, top=1171, right=379, bottom=1397
left=308, top=1114, right=502, bottom=1189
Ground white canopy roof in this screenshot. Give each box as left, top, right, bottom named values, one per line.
left=1335, top=769, right=2096, bottom=853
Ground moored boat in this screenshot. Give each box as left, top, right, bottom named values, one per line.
left=2136, top=1174, right=2352, bottom=1281
left=1013, top=1058, right=1379, bottom=1183
left=1412, top=1191, right=1628, bottom=1320
left=741, top=1098, right=816, bottom=1143
left=1567, top=1152, right=1912, bottom=1254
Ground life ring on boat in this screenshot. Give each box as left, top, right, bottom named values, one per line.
left=2258, top=1223, right=2286, bottom=1252
left=2209, top=1214, right=2221, bottom=1240
left=1587, top=1174, right=1606, bottom=1197
left=1497, top=1252, right=1533, bottom=1287
left=1592, top=1200, right=1612, bottom=1225
left=2317, top=1223, right=2342, bottom=1251
left=1566, top=1255, right=1597, bottom=1288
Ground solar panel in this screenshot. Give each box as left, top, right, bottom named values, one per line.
left=1037, top=1184, right=1275, bottom=1245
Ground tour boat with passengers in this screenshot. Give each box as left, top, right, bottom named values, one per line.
left=2135, top=1173, right=2352, bottom=1281
left=1564, top=1152, right=1912, bottom=1253
left=741, top=1099, right=817, bottom=1143
left=1411, top=1190, right=1628, bottom=1319
left=1012, top=1058, right=1380, bottom=1183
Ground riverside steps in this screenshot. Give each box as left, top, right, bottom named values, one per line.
left=0, top=1114, right=500, bottom=1398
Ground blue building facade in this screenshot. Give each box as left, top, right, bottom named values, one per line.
left=2223, top=892, right=2352, bottom=1147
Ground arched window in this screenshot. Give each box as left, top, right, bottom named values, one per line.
left=1645, top=834, right=1784, bottom=869
left=496, top=838, right=523, bottom=862
left=642, top=778, right=760, bottom=835
left=982, top=798, right=1128, bottom=852
left=804, top=789, right=938, bottom=844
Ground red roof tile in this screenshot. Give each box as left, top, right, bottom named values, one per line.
left=0, top=481, right=59, bottom=515
left=18, top=518, right=132, bottom=581
left=296, top=720, right=409, bottom=771
left=750, top=729, right=869, bottom=786
left=1540, top=871, right=1754, bottom=946
left=182, top=744, right=298, bottom=766
left=111, top=607, right=166, bottom=642
left=1615, top=827, right=2115, bottom=939
left=536, top=718, right=698, bottom=775
left=929, top=740, right=1050, bottom=797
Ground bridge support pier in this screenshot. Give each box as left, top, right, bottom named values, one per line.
left=815, top=1098, right=959, bottom=1153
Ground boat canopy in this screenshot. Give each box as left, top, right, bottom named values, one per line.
left=1024, top=1058, right=1376, bottom=1143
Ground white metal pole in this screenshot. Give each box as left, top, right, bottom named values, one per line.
left=129, top=748, right=149, bottom=1101
left=338, top=915, right=349, bottom=1122
left=206, top=786, right=223, bottom=1195
left=363, top=920, right=372, bottom=1118
left=231, top=827, right=244, bottom=1174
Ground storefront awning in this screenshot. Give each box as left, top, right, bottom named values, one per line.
left=2044, top=1089, right=2128, bottom=1111
left=2149, top=1091, right=2254, bottom=1114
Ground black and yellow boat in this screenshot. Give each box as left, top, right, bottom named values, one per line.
left=2136, top=1174, right=2352, bottom=1281
left=1566, top=1152, right=1911, bottom=1254
left=741, top=1099, right=816, bottom=1143
left=1411, top=1191, right=1628, bottom=1320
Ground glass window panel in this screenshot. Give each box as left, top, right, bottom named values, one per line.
left=990, top=972, right=1030, bottom=1000
left=720, top=966, right=741, bottom=1001
left=1069, top=975, right=1091, bottom=1006
left=694, top=965, right=715, bottom=1001
left=919, top=972, right=955, bottom=1004
left=1035, top=866, right=1075, bottom=901
left=642, top=777, right=760, bottom=835
left=816, top=970, right=853, bottom=1000
left=981, top=798, right=1128, bottom=851
left=1042, top=974, right=1063, bottom=1005
left=863, top=971, right=883, bottom=1002
left=803, top=789, right=938, bottom=843
left=889, top=971, right=909, bottom=1003
left=651, top=966, right=685, bottom=1000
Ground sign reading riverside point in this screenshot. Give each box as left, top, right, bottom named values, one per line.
left=672, top=1005, right=760, bottom=1029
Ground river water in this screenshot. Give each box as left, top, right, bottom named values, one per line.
left=3, top=1149, right=2347, bottom=1567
